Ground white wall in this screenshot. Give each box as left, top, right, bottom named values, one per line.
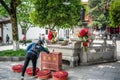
left=82, top=0, right=88, bottom=2
left=26, top=27, right=46, bottom=40
left=1, top=23, right=73, bottom=42
left=3, top=23, right=12, bottom=43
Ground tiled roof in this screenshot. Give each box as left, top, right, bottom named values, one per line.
left=0, top=17, right=10, bottom=24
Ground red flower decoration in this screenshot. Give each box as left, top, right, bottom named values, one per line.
left=83, top=42, right=88, bottom=47
left=78, top=28, right=93, bottom=51
left=79, top=28, right=88, bottom=37
left=78, top=28, right=92, bottom=42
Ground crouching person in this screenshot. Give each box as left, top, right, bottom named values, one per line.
left=21, top=40, right=49, bottom=80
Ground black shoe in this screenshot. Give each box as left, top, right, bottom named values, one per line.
left=21, top=76, right=24, bottom=80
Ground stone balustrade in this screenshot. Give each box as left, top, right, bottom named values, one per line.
left=80, top=41, right=117, bottom=65
left=47, top=40, right=117, bottom=67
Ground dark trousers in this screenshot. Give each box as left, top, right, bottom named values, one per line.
left=22, top=40, right=26, bottom=46
left=6, top=40, right=9, bottom=44
left=21, top=52, right=37, bottom=77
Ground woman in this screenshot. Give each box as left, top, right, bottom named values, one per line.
left=48, top=29, right=53, bottom=41
left=21, top=40, right=49, bottom=80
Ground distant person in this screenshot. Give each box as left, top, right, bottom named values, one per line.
left=39, top=33, right=41, bottom=40
left=0, top=37, right=2, bottom=43
left=48, top=29, right=53, bottom=41
left=21, top=40, right=50, bottom=80
left=112, top=36, right=116, bottom=45
left=6, top=34, right=10, bottom=44
left=22, top=35, right=26, bottom=46
left=41, top=34, right=45, bottom=43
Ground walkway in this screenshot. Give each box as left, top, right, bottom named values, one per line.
left=0, top=61, right=120, bottom=80
left=0, top=41, right=120, bottom=80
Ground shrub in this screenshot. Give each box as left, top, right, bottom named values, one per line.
left=19, top=40, right=32, bottom=43
left=0, top=49, right=26, bottom=57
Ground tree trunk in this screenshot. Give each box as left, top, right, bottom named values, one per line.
left=13, top=41, right=19, bottom=50
left=0, top=0, right=20, bottom=50
left=10, top=0, right=19, bottom=50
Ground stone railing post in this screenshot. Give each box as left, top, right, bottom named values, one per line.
left=112, top=36, right=117, bottom=60
left=103, top=36, right=107, bottom=52
left=80, top=47, right=88, bottom=65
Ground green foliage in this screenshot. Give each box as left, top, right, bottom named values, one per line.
left=0, top=0, right=32, bottom=35
left=0, top=49, right=26, bottom=57
left=0, top=0, right=20, bottom=42
left=88, top=0, right=113, bottom=28
left=19, top=39, right=32, bottom=43
left=17, top=0, right=33, bottom=33
left=30, top=0, right=82, bottom=29
left=88, top=21, right=102, bottom=28
left=0, top=0, right=10, bottom=17
left=109, top=0, right=120, bottom=28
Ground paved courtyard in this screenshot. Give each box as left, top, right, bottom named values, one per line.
left=0, top=61, right=120, bottom=80
left=0, top=40, right=120, bottom=80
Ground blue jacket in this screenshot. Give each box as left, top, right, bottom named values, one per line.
left=26, top=43, right=49, bottom=57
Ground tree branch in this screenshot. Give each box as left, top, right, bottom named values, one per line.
left=52, top=18, right=60, bottom=29
left=0, top=0, right=11, bottom=15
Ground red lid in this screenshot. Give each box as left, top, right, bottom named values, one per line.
left=37, top=69, right=51, bottom=76
left=53, top=71, right=68, bottom=78
left=12, top=64, right=23, bottom=70
left=26, top=67, right=39, bottom=74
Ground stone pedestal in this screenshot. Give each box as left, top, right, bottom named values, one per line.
left=80, top=48, right=88, bottom=65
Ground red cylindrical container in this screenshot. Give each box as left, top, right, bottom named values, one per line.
left=52, top=71, right=68, bottom=80
left=12, top=64, right=23, bottom=73
left=37, top=69, right=51, bottom=79
left=26, top=67, right=39, bottom=76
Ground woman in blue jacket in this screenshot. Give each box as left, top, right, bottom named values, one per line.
left=21, top=40, right=49, bottom=80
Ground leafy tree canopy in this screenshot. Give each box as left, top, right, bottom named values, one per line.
left=0, top=0, right=10, bottom=17
left=17, top=0, right=33, bottom=34
left=0, top=0, right=33, bottom=35
left=30, top=0, right=82, bottom=29
left=0, top=0, right=21, bottom=50
left=88, top=0, right=113, bottom=28
left=109, top=0, right=120, bottom=28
